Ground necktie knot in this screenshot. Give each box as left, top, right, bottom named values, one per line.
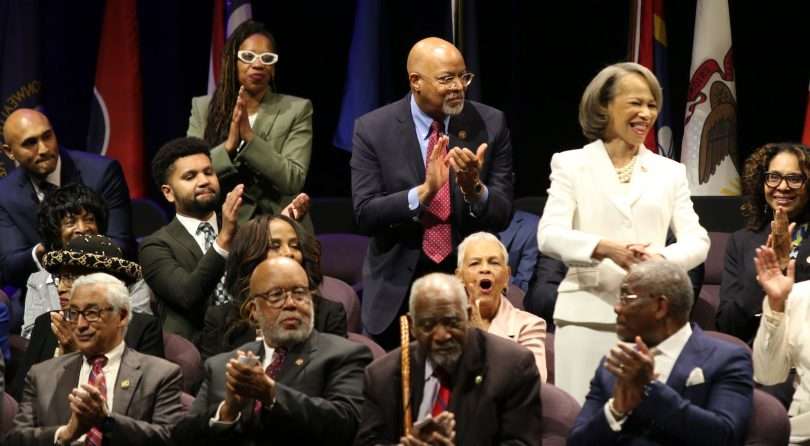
left=197, top=221, right=215, bottom=237
left=265, top=348, right=287, bottom=379
left=431, top=120, right=443, bottom=137
left=88, top=355, right=108, bottom=372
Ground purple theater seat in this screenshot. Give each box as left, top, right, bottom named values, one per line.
left=704, top=330, right=752, bottom=354
left=746, top=389, right=790, bottom=445
left=506, top=283, right=525, bottom=310
left=541, top=384, right=580, bottom=446
left=545, top=332, right=555, bottom=385
left=692, top=231, right=730, bottom=330
left=319, top=276, right=361, bottom=333
left=7, top=334, right=29, bottom=388
left=162, top=331, right=203, bottom=394
left=348, top=333, right=386, bottom=359
left=2, top=392, right=18, bottom=435
left=317, top=233, right=369, bottom=293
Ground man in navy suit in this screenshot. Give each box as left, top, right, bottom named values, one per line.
left=499, top=209, right=540, bottom=292
left=0, top=109, right=132, bottom=287
left=350, top=37, right=513, bottom=349
left=568, top=260, right=753, bottom=446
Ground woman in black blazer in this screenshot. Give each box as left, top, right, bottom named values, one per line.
left=717, top=143, right=810, bottom=344
left=199, top=215, right=346, bottom=359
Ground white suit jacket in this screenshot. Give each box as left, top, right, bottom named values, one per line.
left=537, top=140, right=709, bottom=324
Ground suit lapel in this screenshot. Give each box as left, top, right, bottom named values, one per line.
left=625, top=146, right=654, bottom=209
left=275, top=334, right=316, bottom=384
left=253, top=93, right=282, bottom=141
left=586, top=141, right=633, bottom=220
left=166, top=217, right=203, bottom=260
left=52, top=355, right=83, bottom=424
left=449, top=330, right=487, bottom=444
left=397, top=95, right=427, bottom=186
left=665, top=327, right=712, bottom=397
left=113, top=348, right=143, bottom=415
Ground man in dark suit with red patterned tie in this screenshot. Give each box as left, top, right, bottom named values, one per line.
left=174, top=256, right=372, bottom=446
left=355, top=273, right=542, bottom=445
left=351, top=37, right=513, bottom=349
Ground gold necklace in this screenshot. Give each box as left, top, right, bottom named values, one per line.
left=615, top=156, right=637, bottom=183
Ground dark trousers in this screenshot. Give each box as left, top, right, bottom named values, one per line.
left=371, top=252, right=457, bottom=351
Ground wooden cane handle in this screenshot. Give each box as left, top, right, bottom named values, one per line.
left=400, top=315, right=413, bottom=436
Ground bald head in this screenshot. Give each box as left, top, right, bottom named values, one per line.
left=249, top=256, right=309, bottom=296
left=407, top=38, right=467, bottom=119
left=406, top=37, right=463, bottom=74
left=2, top=108, right=59, bottom=178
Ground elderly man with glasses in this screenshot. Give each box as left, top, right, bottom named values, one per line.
left=174, top=256, right=372, bottom=446
left=5, top=273, right=183, bottom=446
left=568, top=260, right=754, bottom=446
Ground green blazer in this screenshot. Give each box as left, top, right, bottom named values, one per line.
left=187, top=92, right=313, bottom=226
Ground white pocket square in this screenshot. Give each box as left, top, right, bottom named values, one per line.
left=686, top=367, right=705, bottom=387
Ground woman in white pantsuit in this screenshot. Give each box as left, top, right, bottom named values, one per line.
left=537, top=63, right=709, bottom=404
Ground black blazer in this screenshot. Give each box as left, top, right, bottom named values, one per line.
left=717, top=226, right=810, bottom=343
left=175, top=333, right=372, bottom=446
left=11, top=311, right=163, bottom=400
left=0, top=148, right=132, bottom=286
left=139, top=217, right=226, bottom=344
left=355, top=329, right=542, bottom=446
left=350, top=94, right=514, bottom=335
left=198, top=294, right=348, bottom=360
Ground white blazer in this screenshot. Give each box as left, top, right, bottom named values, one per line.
left=537, top=140, right=709, bottom=324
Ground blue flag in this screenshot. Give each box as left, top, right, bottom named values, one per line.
left=0, top=0, right=42, bottom=176
left=333, top=0, right=381, bottom=151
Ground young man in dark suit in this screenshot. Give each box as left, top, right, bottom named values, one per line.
left=0, top=109, right=132, bottom=287
left=350, top=37, right=514, bottom=349
left=139, top=137, right=243, bottom=344
left=175, top=256, right=371, bottom=445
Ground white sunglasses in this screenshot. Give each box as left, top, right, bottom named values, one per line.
left=237, top=50, right=279, bottom=66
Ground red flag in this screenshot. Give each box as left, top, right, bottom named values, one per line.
left=89, top=0, right=145, bottom=197
left=802, top=83, right=810, bottom=146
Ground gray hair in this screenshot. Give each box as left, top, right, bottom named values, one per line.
left=625, top=260, right=693, bottom=321
left=456, top=232, right=509, bottom=269
left=578, top=62, right=663, bottom=141
left=408, top=273, right=469, bottom=319
left=70, top=272, right=131, bottom=314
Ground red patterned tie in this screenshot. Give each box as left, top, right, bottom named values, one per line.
left=254, top=348, right=287, bottom=414
left=85, top=356, right=108, bottom=446
left=431, top=368, right=451, bottom=417
left=422, top=120, right=453, bottom=263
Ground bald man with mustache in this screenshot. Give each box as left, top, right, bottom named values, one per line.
left=0, top=109, right=132, bottom=287
left=350, top=37, right=514, bottom=349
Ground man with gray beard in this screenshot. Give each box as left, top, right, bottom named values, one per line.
left=174, top=257, right=372, bottom=446
left=351, top=37, right=514, bottom=351
left=355, top=273, right=542, bottom=446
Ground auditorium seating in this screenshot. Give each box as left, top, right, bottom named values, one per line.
left=540, top=384, right=580, bottom=446
left=131, top=197, right=169, bottom=244
left=319, top=276, right=362, bottom=333
left=348, top=332, right=386, bottom=360
left=506, top=283, right=525, bottom=310
left=162, top=332, right=203, bottom=394
left=317, top=233, right=369, bottom=294
left=1, top=391, right=18, bottom=435
left=691, top=232, right=731, bottom=330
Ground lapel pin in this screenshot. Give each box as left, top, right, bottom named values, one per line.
left=120, top=379, right=130, bottom=389
left=295, top=358, right=304, bottom=366
left=474, top=375, right=483, bottom=385
left=458, top=130, right=467, bottom=140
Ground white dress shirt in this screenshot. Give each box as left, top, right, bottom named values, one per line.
left=604, top=323, right=693, bottom=431
left=175, top=212, right=228, bottom=258
left=416, top=359, right=442, bottom=422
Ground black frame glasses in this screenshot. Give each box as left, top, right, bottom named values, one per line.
left=252, top=287, right=312, bottom=308
left=764, top=171, right=807, bottom=190
left=64, top=306, right=115, bottom=323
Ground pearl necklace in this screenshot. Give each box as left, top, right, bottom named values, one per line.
left=615, top=156, right=637, bottom=183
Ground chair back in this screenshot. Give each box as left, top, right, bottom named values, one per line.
left=132, top=198, right=169, bottom=243
left=319, top=276, right=362, bottom=333
left=704, top=330, right=752, bottom=354
left=348, top=333, right=386, bottom=359
left=745, top=389, right=790, bottom=445
left=692, top=231, right=730, bottom=330
left=540, top=384, right=580, bottom=446
left=545, top=332, right=555, bottom=385
left=162, top=332, right=203, bottom=393
left=317, top=233, right=369, bottom=292
left=1, top=392, right=18, bottom=435
left=505, top=283, right=525, bottom=310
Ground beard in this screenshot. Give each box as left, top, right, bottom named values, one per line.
left=429, top=340, right=463, bottom=372
left=181, top=190, right=220, bottom=216
left=442, top=93, right=465, bottom=116
left=262, top=309, right=314, bottom=347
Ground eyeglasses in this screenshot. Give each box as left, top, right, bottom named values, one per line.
left=237, top=50, right=279, bottom=66
left=415, top=72, right=475, bottom=88
left=764, top=171, right=807, bottom=190
left=54, top=273, right=80, bottom=288
left=64, top=306, right=115, bottom=323
left=253, top=287, right=312, bottom=308
left=617, top=292, right=642, bottom=306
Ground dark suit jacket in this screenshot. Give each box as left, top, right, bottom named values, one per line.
left=176, top=332, right=372, bottom=446
left=10, top=311, right=164, bottom=400
left=568, top=326, right=754, bottom=446
left=5, top=347, right=184, bottom=446
left=198, top=294, right=348, bottom=360
left=139, top=217, right=225, bottom=343
left=716, top=226, right=810, bottom=344
left=350, top=95, right=514, bottom=334
left=500, top=210, right=540, bottom=292
left=355, top=329, right=542, bottom=446
left=0, top=148, right=132, bottom=286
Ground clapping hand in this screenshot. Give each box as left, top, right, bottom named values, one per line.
left=281, top=193, right=310, bottom=221
left=767, top=207, right=795, bottom=271
left=755, top=246, right=795, bottom=313
left=447, top=143, right=487, bottom=199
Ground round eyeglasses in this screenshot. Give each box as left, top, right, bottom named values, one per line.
left=237, top=50, right=279, bottom=66
left=253, top=287, right=312, bottom=308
